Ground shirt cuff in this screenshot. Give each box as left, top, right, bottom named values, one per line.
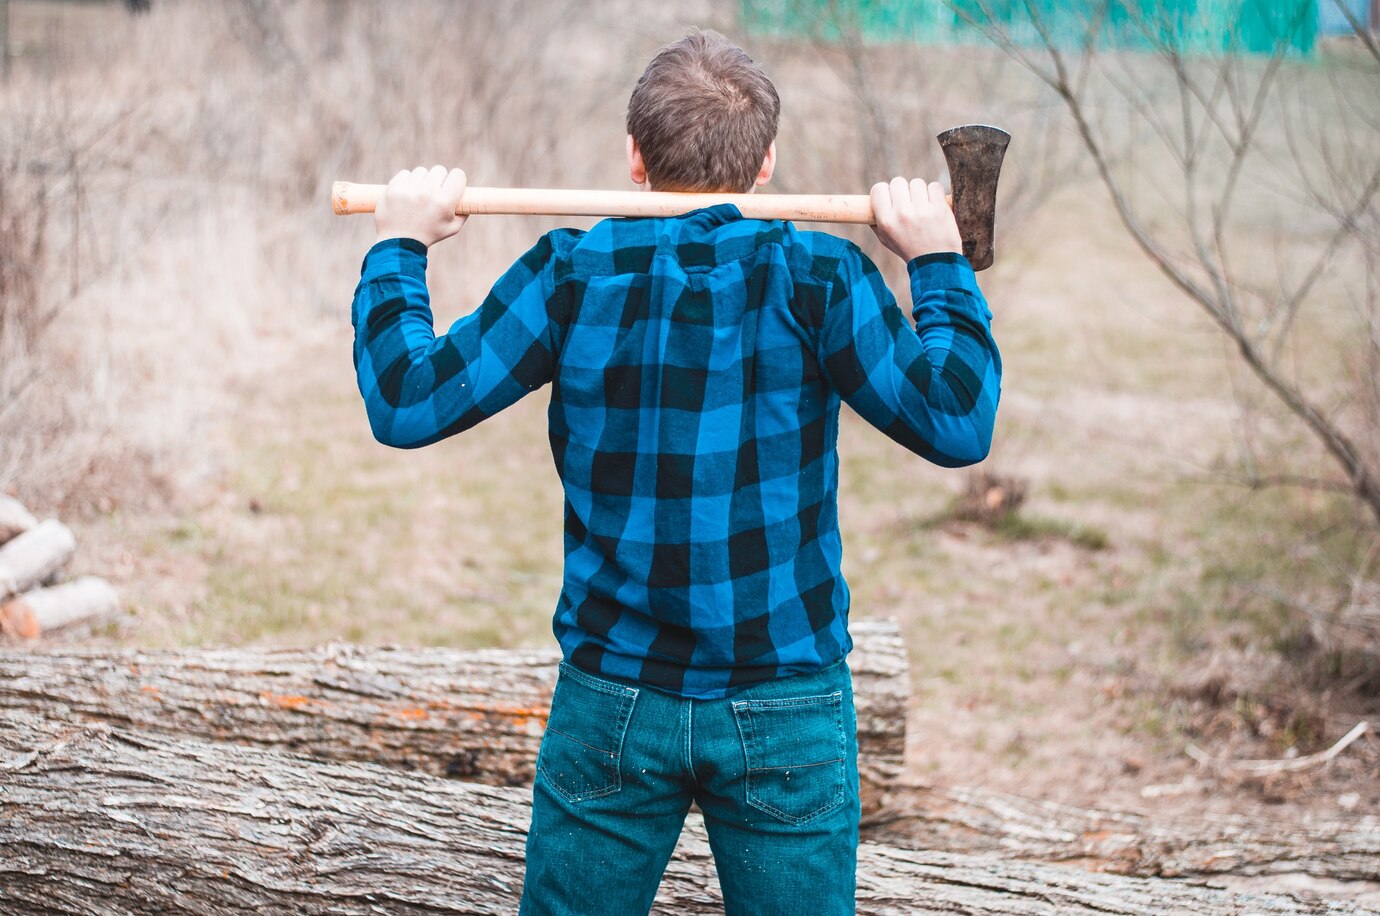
left=905, top=251, right=989, bottom=319
left=360, top=237, right=429, bottom=283
left=906, top=250, right=973, bottom=280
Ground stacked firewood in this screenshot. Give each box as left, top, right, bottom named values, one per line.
left=0, top=495, right=118, bottom=642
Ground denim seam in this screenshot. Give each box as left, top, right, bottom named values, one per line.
left=557, top=659, right=640, bottom=700
left=683, top=700, right=695, bottom=779
left=750, top=757, right=843, bottom=772
left=754, top=784, right=846, bottom=827
left=543, top=725, right=618, bottom=756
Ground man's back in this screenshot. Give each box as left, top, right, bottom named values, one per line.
left=549, top=204, right=852, bottom=699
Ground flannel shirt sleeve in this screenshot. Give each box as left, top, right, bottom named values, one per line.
left=351, top=234, right=567, bottom=449
left=818, top=247, right=1001, bottom=467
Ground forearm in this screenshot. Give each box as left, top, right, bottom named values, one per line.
left=351, top=235, right=564, bottom=449
left=904, top=252, right=1002, bottom=465
left=824, top=249, right=1001, bottom=466
left=351, top=238, right=475, bottom=449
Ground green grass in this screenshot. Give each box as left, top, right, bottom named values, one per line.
left=152, top=337, right=565, bottom=650
left=1178, top=482, right=1373, bottom=646
left=989, top=512, right=1111, bottom=551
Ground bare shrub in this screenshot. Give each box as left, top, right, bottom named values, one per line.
left=0, top=0, right=627, bottom=513
left=951, top=471, right=1029, bottom=524
left=952, top=3, right=1380, bottom=675
left=958, top=1, right=1380, bottom=524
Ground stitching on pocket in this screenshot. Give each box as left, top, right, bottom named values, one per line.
left=538, top=665, right=638, bottom=803
left=732, top=690, right=843, bottom=711
left=557, top=659, right=640, bottom=701
left=733, top=691, right=847, bottom=826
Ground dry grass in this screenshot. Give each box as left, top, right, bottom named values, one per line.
left=4, top=0, right=1377, bottom=829
left=0, top=0, right=675, bottom=508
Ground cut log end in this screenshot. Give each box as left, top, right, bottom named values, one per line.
left=0, top=576, right=118, bottom=641
left=0, top=496, right=38, bottom=547
left=0, top=518, right=76, bottom=601
left=0, top=602, right=39, bottom=639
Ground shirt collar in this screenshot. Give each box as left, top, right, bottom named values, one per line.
left=617, top=201, right=747, bottom=228
left=677, top=202, right=745, bottom=229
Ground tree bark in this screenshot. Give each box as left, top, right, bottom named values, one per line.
left=0, top=709, right=1362, bottom=916
left=0, top=576, right=119, bottom=639
left=0, top=495, right=36, bottom=545
left=866, top=783, right=1380, bottom=884
left=2, top=631, right=1375, bottom=889
left=0, top=619, right=908, bottom=792
left=0, top=518, right=74, bottom=600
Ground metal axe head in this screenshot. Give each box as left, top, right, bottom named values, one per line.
left=937, top=125, right=1011, bottom=271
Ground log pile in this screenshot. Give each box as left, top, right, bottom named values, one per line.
left=0, top=496, right=118, bottom=641
left=2, top=707, right=1369, bottom=915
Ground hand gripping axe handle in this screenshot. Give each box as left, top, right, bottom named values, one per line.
left=333, top=125, right=1011, bottom=269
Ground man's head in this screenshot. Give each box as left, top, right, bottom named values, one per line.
left=626, top=30, right=779, bottom=194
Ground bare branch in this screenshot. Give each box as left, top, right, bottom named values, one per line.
left=1270, top=163, right=1380, bottom=360
left=966, top=0, right=1380, bottom=525
left=948, top=0, right=1062, bottom=91
left=1332, top=0, right=1380, bottom=65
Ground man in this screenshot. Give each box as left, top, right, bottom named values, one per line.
left=350, top=29, right=1000, bottom=915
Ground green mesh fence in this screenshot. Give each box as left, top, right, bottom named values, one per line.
left=740, top=0, right=1319, bottom=56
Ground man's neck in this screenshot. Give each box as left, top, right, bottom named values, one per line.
left=643, top=184, right=756, bottom=195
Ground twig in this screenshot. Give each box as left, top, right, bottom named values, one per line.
left=1186, top=721, right=1371, bottom=776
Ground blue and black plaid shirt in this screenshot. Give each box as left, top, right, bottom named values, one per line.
left=352, top=204, right=1001, bottom=698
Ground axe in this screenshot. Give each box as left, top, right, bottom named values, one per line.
left=333, top=125, right=1011, bottom=270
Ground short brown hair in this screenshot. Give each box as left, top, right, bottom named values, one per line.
left=626, top=30, right=780, bottom=194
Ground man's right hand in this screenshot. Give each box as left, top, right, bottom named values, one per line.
left=374, top=165, right=469, bottom=248
left=869, top=177, right=963, bottom=263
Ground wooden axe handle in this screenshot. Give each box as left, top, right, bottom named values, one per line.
left=332, top=182, right=880, bottom=224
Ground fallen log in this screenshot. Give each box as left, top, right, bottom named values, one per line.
left=0, top=495, right=37, bottom=545
left=4, top=634, right=1375, bottom=889
left=0, top=576, right=119, bottom=640
left=0, top=709, right=1362, bottom=915
left=866, top=782, right=1380, bottom=885
left=0, top=518, right=74, bottom=600
left=0, top=619, right=908, bottom=791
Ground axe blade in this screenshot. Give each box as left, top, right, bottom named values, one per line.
left=937, top=124, right=1011, bottom=271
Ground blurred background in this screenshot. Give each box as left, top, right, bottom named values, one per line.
left=1, top=0, right=1376, bottom=828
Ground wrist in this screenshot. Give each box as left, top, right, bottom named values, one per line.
left=902, top=244, right=962, bottom=262
left=906, top=250, right=971, bottom=271
left=364, top=236, right=429, bottom=263
left=376, top=230, right=432, bottom=248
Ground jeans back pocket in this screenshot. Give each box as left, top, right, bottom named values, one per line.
left=731, top=690, right=846, bottom=826
left=537, top=661, right=639, bottom=803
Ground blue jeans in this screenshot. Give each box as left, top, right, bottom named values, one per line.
left=518, top=657, right=860, bottom=915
